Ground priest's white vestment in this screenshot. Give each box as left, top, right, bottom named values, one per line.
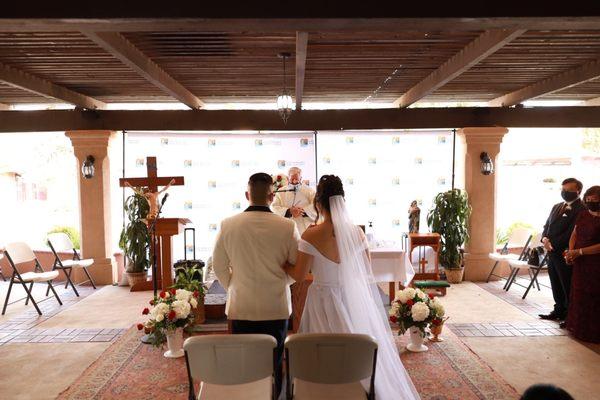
left=272, top=184, right=317, bottom=234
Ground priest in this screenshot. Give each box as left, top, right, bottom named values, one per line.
left=272, top=167, right=317, bottom=233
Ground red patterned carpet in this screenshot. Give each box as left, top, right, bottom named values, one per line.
left=58, top=326, right=518, bottom=400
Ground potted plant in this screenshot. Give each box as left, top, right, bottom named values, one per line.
left=119, top=193, right=150, bottom=286
left=137, top=288, right=199, bottom=358
left=429, top=297, right=449, bottom=342
left=172, top=266, right=207, bottom=325
left=389, top=287, right=436, bottom=352
left=427, top=189, right=471, bottom=283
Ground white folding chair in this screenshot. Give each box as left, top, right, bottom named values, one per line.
left=505, top=233, right=550, bottom=298
left=0, top=251, right=6, bottom=281
left=47, top=232, right=96, bottom=297
left=183, top=334, right=277, bottom=400
left=285, top=333, right=378, bottom=400
left=2, top=242, right=62, bottom=315
left=486, top=227, right=533, bottom=286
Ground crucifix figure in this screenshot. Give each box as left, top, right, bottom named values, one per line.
left=119, top=156, right=185, bottom=220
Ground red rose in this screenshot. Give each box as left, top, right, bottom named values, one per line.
left=159, top=291, right=166, bottom=299
left=433, top=318, right=442, bottom=325
left=406, top=299, right=414, bottom=307
left=149, top=299, right=155, bottom=306
left=429, top=293, right=435, bottom=299
left=170, top=288, right=177, bottom=296
left=137, top=323, right=144, bottom=330
left=193, top=290, right=200, bottom=298
left=389, top=315, right=397, bottom=323
left=277, top=175, right=282, bottom=181
left=168, top=310, right=177, bottom=320
left=142, top=308, right=150, bottom=315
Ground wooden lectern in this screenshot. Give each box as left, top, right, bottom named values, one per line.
left=131, top=218, right=191, bottom=292
left=409, top=233, right=441, bottom=280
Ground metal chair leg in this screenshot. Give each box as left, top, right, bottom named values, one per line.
left=2, top=278, right=15, bottom=315
left=523, top=267, right=542, bottom=299
left=25, top=282, right=34, bottom=304
left=20, top=280, right=42, bottom=315
left=505, top=268, right=519, bottom=291
left=503, top=267, right=515, bottom=290
left=63, top=268, right=79, bottom=297
left=47, top=280, right=63, bottom=306
left=486, top=261, right=499, bottom=283
left=82, top=267, right=97, bottom=289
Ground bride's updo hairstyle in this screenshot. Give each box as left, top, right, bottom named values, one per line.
left=314, top=175, right=345, bottom=222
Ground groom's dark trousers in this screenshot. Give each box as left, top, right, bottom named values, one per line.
left=231, top=319, right=288, bottom=396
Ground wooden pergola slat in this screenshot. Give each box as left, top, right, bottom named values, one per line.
left=82, top=31, right=205, bottom=109
left=0, top=62, right=106, bottom=109
left=393, top=29, right=525, bottom=108
left=0, top=102, right=10, bottom=110
left=489, top=58, right=600, bottom=107
left=295, top=32, right=308, bottom=110
left=2, top=106, right=600, bottom=132
left=585, top=96, right=600, bottom=106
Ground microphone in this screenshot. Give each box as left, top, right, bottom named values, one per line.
left=160, top=193, right=169, bottom=207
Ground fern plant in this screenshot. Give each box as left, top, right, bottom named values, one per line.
left=426, top=189, right=472, bottom=269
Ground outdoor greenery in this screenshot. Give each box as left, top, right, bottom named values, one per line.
left=427, top=189, right=472, bottom=269
left=47, top=226, right=80, bottom=249
left=583, top=128, right=600, bottom=154
left=119, top=193, right=150, bottom=273
left=496, top=221, right=536, bottom=246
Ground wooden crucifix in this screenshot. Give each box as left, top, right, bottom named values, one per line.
left=119, top=156, right=184, bottom=220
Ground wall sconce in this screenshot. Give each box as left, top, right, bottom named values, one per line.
left=81, top=155, right=95, bottom=179
left=480, top=152, right=494, bottom=175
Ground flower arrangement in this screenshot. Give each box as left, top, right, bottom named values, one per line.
left=272, top=174, right=288, bottom=191
left=389, top=287, right=441, bottom=335
left=137, top=288, right=200, bottom=347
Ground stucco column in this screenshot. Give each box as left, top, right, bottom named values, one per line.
left=66, top=130, right=116, bottom=285
left=459, top=127, right=508, bottom=281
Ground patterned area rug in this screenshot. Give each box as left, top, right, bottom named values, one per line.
left=58, top=326, right=518, bottom=400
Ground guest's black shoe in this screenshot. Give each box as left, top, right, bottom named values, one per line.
left=539, top=311, right=562, bottom=321
left=559, top=322, right=567, bottom=329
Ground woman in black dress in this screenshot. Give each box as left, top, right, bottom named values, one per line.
left=564, top=185, right=600, bottom=343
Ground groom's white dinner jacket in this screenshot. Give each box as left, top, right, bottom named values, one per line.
left=212, top=205, right=300, bottom=321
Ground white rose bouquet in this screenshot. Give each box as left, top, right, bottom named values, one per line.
left=389, top=287, right=440, bottom=335
left=138, top=288, right=199, bottom=347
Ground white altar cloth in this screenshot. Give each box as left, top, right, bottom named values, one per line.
left=370, top=248, right=415, bottom=287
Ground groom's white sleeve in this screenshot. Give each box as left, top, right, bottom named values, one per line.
left=212, top=223, right=231, bottom=289
left=286, top=224, right=301, bottom=283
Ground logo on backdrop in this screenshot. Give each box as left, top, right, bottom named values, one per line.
left=184, top=201, right=193, bottom=210
left=368, top=198, right=377, bottom=207
left=392, top=177, right=401, bottom=185
left=161, top=138, right=169, bottom=146
left=277, top=160, right=286, bottom=168
left=323, top=156, right=331, bottom=164
left=255, top=139, right=263, bottom=147
left=345, top=177, right=354, bottom=185
left=437, top=177, right=446, bottom=185
left=368, top=157, right=377, bottom=165
left=392, top=219, right=401, bottom=226
left=300, top=138, right=309, bottom=147
left=414, top=157, right=423, bottom=165
left=208, top=224, right=217, bottom=232
left=231, top=160, right=240, bottom=168
left=232, top=201, right=241, bottom=210
left=208, top=181, right=217, bottom=189
left=208, top=139, right=216, bottom=147
left=392, top=136, right=400, bottom=145
left=345, top=137, right=354, bottom=144
left=184, top=160, right=193, bottom=168
left=135, top=158, right=145, bottom=167
left=438, top=136, right=447, bottom=144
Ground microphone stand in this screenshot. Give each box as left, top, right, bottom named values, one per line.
left=141, top=194, right=168, bottom=345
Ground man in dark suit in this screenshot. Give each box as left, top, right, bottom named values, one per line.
left=539, top=178, right=585, bottom=326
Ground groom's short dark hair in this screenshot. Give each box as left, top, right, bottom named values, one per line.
left=248, top=173, right=273, bottom=203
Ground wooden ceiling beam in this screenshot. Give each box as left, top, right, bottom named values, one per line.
left=295, top=32, right=308, bottom=111
left=1, top=18, right=600, bottom=32
left=489, top=58, right=600, bottom=107
left=393, top=29, right=525, bottom=108
left=0, top=63, right=106, bottom=109
left=82, top=31, right=205, bottom=109
left=1, top=106, right=600, bottom=133
left=0, top=102, right=11, bottom=110
left=584, top=97, right=600, bottom=106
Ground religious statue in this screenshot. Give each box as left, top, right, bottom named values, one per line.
left=272, top=167, right=317, bottom=234
left=125, top=178, right=175, bottom=220
left=408, top=200, right=421, bottom=233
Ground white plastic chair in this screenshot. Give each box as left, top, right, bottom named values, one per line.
left=486, top=227, right=533, bottom=286
left=183, top=334, right=277, bottom=400
left=2, top=242, right=62, bottom=315
left=285, top=333, right=378, bottom=400
left=47, top=232, right=96, bottom=297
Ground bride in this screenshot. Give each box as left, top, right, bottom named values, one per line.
left=284, top=175, right=420, bottom=400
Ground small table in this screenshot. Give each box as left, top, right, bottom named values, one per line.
left=370, top=248, right=416, bottom=304
left=409, top=233, right=441, bottom=280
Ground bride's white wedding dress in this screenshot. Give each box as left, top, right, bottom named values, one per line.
left=298, top=195, right=420, bottom=400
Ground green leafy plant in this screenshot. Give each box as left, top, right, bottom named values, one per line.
left=172, top=266, right=206, bottom=298
left=47, top=226, right=80, bottom=249
left=427, top=189, right=472, bottom=269
left=119, top=193, right=150, bottom=273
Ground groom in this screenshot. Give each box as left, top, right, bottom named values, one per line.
left=212, top=172, right=300, bottom=396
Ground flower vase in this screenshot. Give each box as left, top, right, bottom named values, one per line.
left=164, top=328, right=185, bottom=358
left=407, top=326, right=428, bottom=352
left=429, top=323, right=444, bottom=342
